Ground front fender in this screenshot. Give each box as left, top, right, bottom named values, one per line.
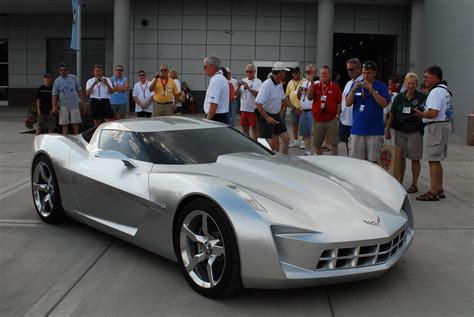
left=140, top=171, right=286, bottom=286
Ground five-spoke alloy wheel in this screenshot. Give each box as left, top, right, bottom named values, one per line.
left=31, top=155, right=64, bottom=223
left=175, top=198, right=241, bottom=298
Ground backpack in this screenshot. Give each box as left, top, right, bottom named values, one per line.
left=430, top=84, right=453, bottom=120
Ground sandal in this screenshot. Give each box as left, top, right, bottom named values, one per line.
left=438, top=190, right=446, bottom=199
left=416, top=191, right=439, bottom=201
left=406, top=185, right=418, bottom=193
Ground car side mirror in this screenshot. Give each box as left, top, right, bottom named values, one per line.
left=94, top=150, right=137, bottom=168
left=257, top=138, right=272, bottom=150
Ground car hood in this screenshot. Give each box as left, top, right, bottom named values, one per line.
left=158, top=153, right=407, bottom=238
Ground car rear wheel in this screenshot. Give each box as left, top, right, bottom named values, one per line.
left=31, top=155, right=65, bottom=223
left=174, top=198, right=242, bottom=298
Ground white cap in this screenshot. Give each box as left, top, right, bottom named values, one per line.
left=225, top=67, right=231, bottom=73
left=272, top=62, right=290, bottom=72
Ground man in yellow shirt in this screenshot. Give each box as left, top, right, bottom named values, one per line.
left=286, top=67, right=305, bottom=148
left=149, top=64, right=180, bottom=116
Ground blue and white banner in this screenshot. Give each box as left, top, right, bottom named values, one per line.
left=70, top=0, right=80, bottom=50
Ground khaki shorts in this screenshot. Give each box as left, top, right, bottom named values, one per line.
left=59, top=107, right=81, bottom=125
left=394, top=130, right=423, bottom=160
left=152, top=102, right=174, bottom=116
left=312, top=118, right=338, bottom=147
left=423, top=122, right=451, bottom=161
left=349, top=134, right=384, bottom=162
left=111, top=103, right=126, bottom=116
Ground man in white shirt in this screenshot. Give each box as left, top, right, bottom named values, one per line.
left=235, top=64, right=262, bottom=140
left=340, top=58, right=363, bottom=155
left=415, top=65, right=452, bottom=201
left=255, top=62, right=301, bottom=154
left=203, top=56, right=229, bottom=123
left=132, top=70, right=153, bottom=118
left=85, top=64, right=114, bottom=127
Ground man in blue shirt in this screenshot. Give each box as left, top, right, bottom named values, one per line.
left=110, top=65, right=129, bottom=119
left=345, top=60, right=390, bottom=162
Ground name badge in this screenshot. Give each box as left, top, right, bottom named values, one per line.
left=359, top=104, right=365, bottom=112
left=320, top=95, right=327, bottom=101
left=162, top=92, right=167, bottom=96
left=355, top=92, right=362, bottom=96
left=402, top=106, right=411, bottom=114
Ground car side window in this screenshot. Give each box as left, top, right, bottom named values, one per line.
left=99, top=129, right=149, bottom=162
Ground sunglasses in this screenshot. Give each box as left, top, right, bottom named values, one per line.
left=203, top=65, right=208, bottom=70
left=160, top=69, right=168, bottom=72
left=116, top=68, right=123, bottom=71
left=305, top=70, right=312, bottom=73
left=362, top=63, right=376, bottom=69
left=245, top=70, right=254, bottom=73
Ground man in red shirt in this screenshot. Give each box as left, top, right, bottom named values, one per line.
left=308, top=65, right=342, bottom=155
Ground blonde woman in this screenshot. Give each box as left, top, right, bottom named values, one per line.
left=385, top=73, right=426, bottom=193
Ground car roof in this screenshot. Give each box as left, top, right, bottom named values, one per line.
left=99, top=116, right=227, bottom=133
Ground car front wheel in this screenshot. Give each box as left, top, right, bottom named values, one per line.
left=31, top=155, right=65, bottom=223
left=174, top=198, right=242, bottom=298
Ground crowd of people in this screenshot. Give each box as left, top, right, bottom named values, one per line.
left=34, top=56, right=453, bottom=202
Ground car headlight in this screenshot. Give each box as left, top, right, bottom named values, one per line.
left=227, top=185, right=267, bottom=212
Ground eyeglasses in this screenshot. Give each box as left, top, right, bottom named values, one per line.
left=347, top=68, right=355, bottom=72
left=116, top=68, right=123, bottom=71
left=160, top=69, right=168, bottom=72
left=245, top=70, right=254, bottom=73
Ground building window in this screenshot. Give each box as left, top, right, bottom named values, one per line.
left=0, top=39, right=8, bottom=106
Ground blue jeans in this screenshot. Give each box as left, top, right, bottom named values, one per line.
left=227, top=100, right=239, bottom=127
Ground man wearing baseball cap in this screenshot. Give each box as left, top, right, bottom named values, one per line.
left=255, top=62, right=301, bottom=154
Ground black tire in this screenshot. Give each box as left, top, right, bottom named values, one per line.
left=31, top=155, right=65, bottom=224
left=174, top=198, right=242, bottom=298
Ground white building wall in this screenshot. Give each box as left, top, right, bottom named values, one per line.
left=130, top=0, right=408, bottom=91
left=130, top=0, right=319, bottom=90
left=421, top=0, right=474, bottom=135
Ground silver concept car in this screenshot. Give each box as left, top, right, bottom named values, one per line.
left=31, top=117, right=414, bottom=298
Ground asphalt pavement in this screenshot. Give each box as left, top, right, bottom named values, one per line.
left=0, top=107, right=473, bottom=316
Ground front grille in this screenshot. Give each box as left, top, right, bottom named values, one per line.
left=315, top=227, right=408, bottom=270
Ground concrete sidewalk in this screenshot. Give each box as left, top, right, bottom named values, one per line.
left=0, top=107, right=473, bottom=316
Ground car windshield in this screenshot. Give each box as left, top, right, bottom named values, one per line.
left=137, top=127, right=273, bottom=164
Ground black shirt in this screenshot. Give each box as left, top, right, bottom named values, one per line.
left=36, top=85, right=53, bottom=113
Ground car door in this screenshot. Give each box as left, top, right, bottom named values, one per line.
left=68, top=129, right=152, bottom=238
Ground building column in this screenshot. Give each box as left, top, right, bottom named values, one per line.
left=113, top=0, right=130, bottom=112
left=316, top=0, right=335, bottom=69
left=409, top=0, right=424, bottom=78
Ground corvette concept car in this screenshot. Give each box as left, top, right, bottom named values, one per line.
left=31, top=117, right=414, bottom=298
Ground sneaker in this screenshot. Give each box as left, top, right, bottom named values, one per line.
left=289, top=140, right=299, bottom=148
left=304, top=151, right=313, bottom=156
left=300, top=142, right=306, bottom=150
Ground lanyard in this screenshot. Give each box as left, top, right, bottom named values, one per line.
left=160, top=78, right=168, bottom=91
left=96, top=81, right=102, bottom=98
left=293, top=79, right=301, bottom=91
left=320, top=81, right=331, bottom=96
left=140, top=82, right=148, bottom=99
